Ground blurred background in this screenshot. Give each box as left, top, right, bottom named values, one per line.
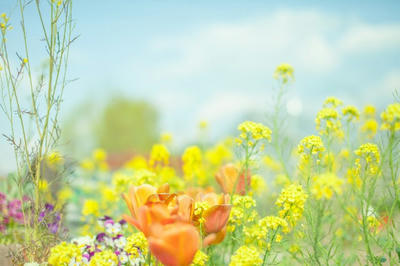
left=1, top=0, right=400, bottom=174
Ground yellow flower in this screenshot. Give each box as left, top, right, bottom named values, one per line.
left=82, top=199, right=99, bottom=216
left=89, top=250, right=118, bottom=266
left=48, top=242, right=81, bottom=265
left=315, top=108, right=343, bottom=138
left=101, top=186, right=117, bottom=202
left=160, top=132, right=173, bottom=144
left=92, top=148, right=107, bottom=162
left=199, top=120, right=208, bottom=130
left=58, top=187, right=73, bottom=202
left=182, top=145, right=203, bottom=182
left=361, top=119, right=378, bottom=138
left=125, top=232, right=148, bottom=256
left=112, top=171, right=133, bottom=193
left=380, top=103, right=400, bottom=131
left=323, top=97, right=343, bottom=108
left=342, top=105, right=360, bottom=122
left=250, top=174, right=267, bottom=195
left=229, top=245, right=262, bottom=266
left=229, top=195, right=257, bottom=228
left=237, top=121, right=271, bottom=147
left=149, top=144, right=170, bottom=168
left=259, top=216, right=290, bottom=234
left=273, top=63, right=294, bottom=84
left=125, top=155, right=148, bottom=170
left=191, top=250, right=209, bottom=266
left=311, top=172, right=343, bottom=199
left=46, top=151, right=64, bottom=167
left=363, top=105, right=376, bottom=118
left=38, top=179, right=49, bottom=192
left=354, top=143, right=380, bottom=175
left=80, top=158, right=95, bottom=171
left=205, top=142, right=232, bottom=166
left=275, top=184, right=307, bottom=227
left=297, top=135, right=325, bottom=155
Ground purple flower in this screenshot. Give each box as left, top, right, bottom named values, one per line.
left=118, top=219, right=126, bottom=226
left=48, top=221, right=59, bottom=234
left=96, top=232, right=106, bottom=242
left=45, top=203, right=54, bottom=212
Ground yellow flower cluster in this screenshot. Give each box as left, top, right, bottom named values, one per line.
left=46, top=151, right=64, bottom=168
left=297, top=135, right=325, bottom=155
left=273, top=63, right=294, bottom=84
left=125, top=155, right=148, bottom=170
left=323, top=97, right=343, bottom=108
left=89, top=250, right=118, bottom=266
left=194, top=201, right=211, bottom=224
left=48, top=242, right=82, bottom=265
left=229, top=245, right=262, bottom=266
left=228, top=195, right=257, bottom=231
left=258, top=215, right=290, bottom=233
left=342, top=105, right=360, bottom=122
left=82, top=199, right=100, bottom=216
left=315, top=107, right=343, bottom=138
left=361, top=119, right=378, bottom=139
left=149, top=144, right=170, bottom=168
left=311, top=172, right=343, bottom=199
left=380, top=103, right=400, bottom=131
left=191, top=250, right=209, bottom=266
left=275, top=184, right=307, bottom=226
left=0, top=13, right=12, bottom=33
left=354, top=143, right=380, bottom=175
left=243, top=224, right=267, bottom=248
left=182, top=146, right=203, bottom=182
left=80, top=148, right=108, bottom=171
left=205, top=142, right=233, bottom=166
left=363, top=105, right=376, bottom=117
left=236, top=121, right=272, bottom=146
left=250, top=174, right=267, bottom=195
left=125, top=232, right=148, bottom=256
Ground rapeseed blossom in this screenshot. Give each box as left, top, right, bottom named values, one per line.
left=273, top=63, right=294, bottom=84
left=275, top=184, right=307, bottom=227
left=380, top=103, right=400, bottom=131
left=311, top=172, right=343, bottom=199
left=229, top=245, right=262, bottom=266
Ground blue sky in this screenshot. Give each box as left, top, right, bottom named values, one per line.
left=1, top=0, right=400, bottom=173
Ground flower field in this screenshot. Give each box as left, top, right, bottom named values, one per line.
left=1, top=1, right=400, bottom=266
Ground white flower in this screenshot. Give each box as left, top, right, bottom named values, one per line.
left=106, top=222, right=121, bottom=235
left=114, top=236, right=127, bottom=249
left=72, top=235, right=94, bottom=246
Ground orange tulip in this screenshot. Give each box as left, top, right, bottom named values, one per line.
left=193, top=192, right=231, bottom=246
left=215, top=163, right=250, bottom=195
left=122, top=184, right=158, bottom=220
left=203, top=226, right=227, bottom=246
left=123, top=203, right=176, bottom=236
left=149, top=222, right=200, bottom=266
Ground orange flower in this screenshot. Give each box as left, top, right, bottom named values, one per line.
left=194, top=192, right=231, bottom=246
left=215, top=163, right=250, bottom=195
left=122, top=184, right=158, bottom=220
left=149, top=222, right=200, bottom=266
left=123, top=203, right=175, bottom=236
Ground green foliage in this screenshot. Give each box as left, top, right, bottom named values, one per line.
left=95, top=97, right=159, bottom=153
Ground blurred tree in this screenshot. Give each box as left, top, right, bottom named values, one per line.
left=95, top=98, right=159, bottom=153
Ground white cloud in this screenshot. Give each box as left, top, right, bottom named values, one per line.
left=195, top=91, right=267, bottom=124
left=339, top=24, right=400, bottom=53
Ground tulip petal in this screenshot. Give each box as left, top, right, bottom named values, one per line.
left=203, top=205, right=231, bottom=234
